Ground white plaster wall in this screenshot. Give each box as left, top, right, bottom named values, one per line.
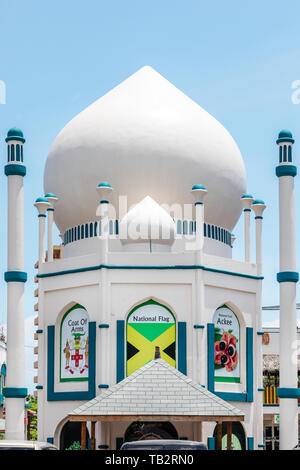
left=37, top=252, right=260, bottom=448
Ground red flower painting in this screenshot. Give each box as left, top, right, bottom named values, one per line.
left=214, top=331, right=238, bottom=372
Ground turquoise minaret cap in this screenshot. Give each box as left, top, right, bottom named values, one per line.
left=35, top=197, right=49, bottom=203
left=45, top=193, right=57, bottom=199
left=252, top=199, right=265, bottom=205
left=241, top=193, right=254, bottom=199
left=5, top=127, right=26, bottom=143
left=97, top=182, right=112, bottom=188
left=192, top=184, right=206, bottom=191
left=276, top=129, right=294, bottom=144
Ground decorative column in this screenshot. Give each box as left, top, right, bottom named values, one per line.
left=34, top=197, right=50, bottom=268
left=241, top=194, right=254, bottom=262
left=96, top=182, right=113, bottom=264
left=251, top=200, right=266, bottom=276
left=96, top=182, right=113, bottom=398
left=3, top=128, right=28, bottom=440
left=251, top=199, right=266, bottom=449
left=191, top=184, right=207, bottom=407
left=275, top=130, right=299, bottom=450
left=45, top=193, right=58, bottom=262
left=191, top=184, right=207, bottom=265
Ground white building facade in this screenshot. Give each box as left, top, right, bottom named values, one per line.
left=28, top=66, right=274, bottom=449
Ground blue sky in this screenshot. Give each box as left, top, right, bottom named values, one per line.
left=1, top=0, right=300, bottom=338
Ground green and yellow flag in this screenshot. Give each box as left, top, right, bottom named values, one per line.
left=126, top=300, right=176, bottom=376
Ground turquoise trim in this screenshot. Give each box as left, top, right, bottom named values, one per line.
left=36, top=385, right=43, bottom=390
left=36, top=329, right=43, bottom=334
left=194, top=324, right=205, bottom=329
left=35, top=197, right=49, bottom=203
left=100, top=200, right=109, bottom=204
left=252, top=199, right=265, bottom=205
left=4, top=271, right=27, bottom=283
left=257, top=388, right=264, bottom=391
left=47, top=208, right=54, bottom=212
left=37, top=264, right=264, bottom=281
left=207, top=437, right=215, bottom=450
left=44, top=193, right=57, bottom=198
left=47, top=438, right=54, bottom=444
left=277, top=271, right=299, bottom=283
left=98, top=324, right=109, bottom=328
left=4, top=164, right=26, bottom=177
left=277, top=387, right=300, bottom=399
left=276, top=165, right=297, bottom=177
left=178, top=322, right=187, bottom=375
left=255, top=216, right=263, bottom=220
left=257, top=331, right=265, bottom=335
left=98, top=182, right=111, bottom=188
left=243, top=208, right=251, bottom=212
left=247, top=437, right=254, bottom=450
left=98, top=384, right=109, bottom=389
left=98, top=444, right=109, bottom=449
left=241, top=194, right=253, bottom=199
left=192, top=184, right=206, bottom=191
left=257, top=444, right=265, bottom=448
left=194, top=201, right=203, bottom=205
left=207, top=323, right=215, bottom=392
left=246, top=327, right=254, bottom=402
left=5, top=135, right=25, bottom=144
left=47, top=322, right=96, bottom=401
left=3, top=387, right=28, bottom=398
left=38, top=214, right=47, bottom=218
left=116, top=320, right=125, bottom=383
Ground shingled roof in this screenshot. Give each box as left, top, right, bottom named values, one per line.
left=68, top=359, right=244, bottom=422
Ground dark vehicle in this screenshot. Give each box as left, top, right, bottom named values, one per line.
left=120, top=439, right=207, bottom=450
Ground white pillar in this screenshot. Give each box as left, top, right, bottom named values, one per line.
left=241, top=194, right=254, bottom=263
left=96, top=182, right=113, bottom=264
left=191, top=184, right=207, bottom=265
left=251, top=200, right=266, bottom=276
left=191, top=184, right=207, bottom=385
left=34, top=197, right=50, bottom=268
left=96, top=182, right=113, bottom=390
left=4, top=128, right=27, bottom=440
left=251, top=199, right=266, bottom=449
left=276, top=130, right=299, bottom=450
left=45, top=193, right=58, bottom=262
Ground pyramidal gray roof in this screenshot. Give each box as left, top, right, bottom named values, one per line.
left=69, top=359, right=244, bottom=420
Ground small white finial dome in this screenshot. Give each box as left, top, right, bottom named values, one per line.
left=119, top=196, right=175, bottom=245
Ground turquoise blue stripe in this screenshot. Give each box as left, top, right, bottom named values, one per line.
left=116, top=320, right=125, bottom=383
left=178, top=322, right=187, bottom=375
left=37, top=264, right=264, bottom=281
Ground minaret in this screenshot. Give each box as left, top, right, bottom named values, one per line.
left=240, top=194, right=254, bottom=262
left=275, top=130, right=299, bottom=450
left=251, top=200, right=266, bottom=276
left=191, top=184, right=207, bottom=264
left=96, top=182, right=113, bottom=264
left=34, top=197, right=50, bottom=267
left=251, top=198, right=266, bottom=449
left=191, top=184, right=207, bottom=387
left=3, top=128, right=28, bottom=439
left=44, top=193, right=58, bottom=262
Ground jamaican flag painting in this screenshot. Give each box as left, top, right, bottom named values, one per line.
left=126, top=299, right=176, bottom=376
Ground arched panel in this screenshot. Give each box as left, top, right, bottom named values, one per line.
left=126, top=299, right=176, bottom=376
left=213, top=304, right=240, bottom=384
left=60, top=304, right=89, bottom=382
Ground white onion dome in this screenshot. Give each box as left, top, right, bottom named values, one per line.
left=44, top=66, right=246, bottom=235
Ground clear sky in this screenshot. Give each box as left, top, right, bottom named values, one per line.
left=1, top=0, right=300, bottom=336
